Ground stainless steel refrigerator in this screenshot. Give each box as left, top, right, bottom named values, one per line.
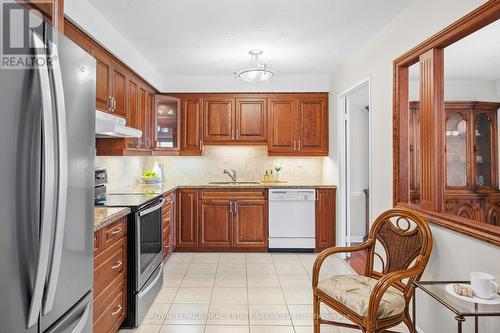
left=0, top=2, right=96, bottom=333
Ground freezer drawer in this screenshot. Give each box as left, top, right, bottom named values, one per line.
left=44, top=292, right=92, bottom=333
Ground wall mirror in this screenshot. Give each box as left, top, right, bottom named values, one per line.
left=394, top=2, right=500, bottom=246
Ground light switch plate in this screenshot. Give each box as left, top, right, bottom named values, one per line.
left=297, top=159, right=304, bottom=167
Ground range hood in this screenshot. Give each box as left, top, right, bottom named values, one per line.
left=95, top=110, right=142, bottom=138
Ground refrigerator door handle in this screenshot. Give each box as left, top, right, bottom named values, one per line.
left=28, top=31, right=57, bottom=328
left=43, top=38, right=69, bottom=315
left=70, top=299, right=91, bottom=333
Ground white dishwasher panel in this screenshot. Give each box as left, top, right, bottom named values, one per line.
left=268, top=189, right=316, bottom=250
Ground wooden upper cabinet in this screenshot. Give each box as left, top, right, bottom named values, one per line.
left=126, top=77, right=139, bottom=149
left=297, top=96, right=328, bottom=154
left=199, top=200, right=232, bottom=248
left=233, top=200, right=268, bottom=249
left=138, top=86, right=148, bottom=150
left=92, top=48, right=129, bottom=118
left=235, top=99, right=267, bottom=142
left=92, top=47, right=112, bottom=114
left=203, top=98, right=235, bottom=142
left=180, top=98, right=203, bottom=155
left=64, top=20, right=91, bottom=52
left=154, top=95, right=181, bottom=154
left=268, top=94, right=328, bottom=156
left=111, top=65, right=127, bottom=118
left=267, top=98, right=297, bottom=154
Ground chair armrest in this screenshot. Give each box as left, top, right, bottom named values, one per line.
left=312, top=240, right=374, bottom=287
left=366, top=255, right=427, bottom=320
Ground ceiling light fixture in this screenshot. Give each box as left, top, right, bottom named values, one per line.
left=234, top=49, right=274, bottom=83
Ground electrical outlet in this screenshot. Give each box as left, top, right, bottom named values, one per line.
left=297, top=159, right=304, bottom=167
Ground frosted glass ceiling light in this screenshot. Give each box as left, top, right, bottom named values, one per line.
left=235, top=49, right=274, bottom=83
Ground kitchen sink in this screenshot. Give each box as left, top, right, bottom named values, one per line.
left=208, top=181, right=261, bottom=185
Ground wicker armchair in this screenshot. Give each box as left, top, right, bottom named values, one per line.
left=312, top=208, right=433, bottom=333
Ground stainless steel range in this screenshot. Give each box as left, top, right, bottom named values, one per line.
left=95, top=171, right=164, bottom=327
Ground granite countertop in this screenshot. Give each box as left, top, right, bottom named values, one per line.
left=108, top=181, right=337, bottom=196
left=94, top=207, right=131, bottom=232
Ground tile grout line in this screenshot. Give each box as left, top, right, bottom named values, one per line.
left=204, top=253, right=219, bottom=332
left=162, top=252, right=193, bottom=326
left=244, top=253, right=250, bottom=333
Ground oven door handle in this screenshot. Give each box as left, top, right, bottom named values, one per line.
left=138, top=263, right=163, bottom=298
left=138, top=199, right=165, bottom=217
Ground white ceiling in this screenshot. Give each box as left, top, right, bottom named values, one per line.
left=88, top=0, right=412, bottom=78
left=409, top=19, right=500, bottom=81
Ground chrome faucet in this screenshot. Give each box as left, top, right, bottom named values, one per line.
left=223, top=169, right=237, bottom=182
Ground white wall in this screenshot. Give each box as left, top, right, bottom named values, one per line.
left=64, top=0, right=163, bottom=90
left=162, top=74, right=330, bottom=93
left=327, top=0, right=500, bottom=332
left=409, top=79, right=500, bottom=101
left=348, top=86, right=370, bottom=240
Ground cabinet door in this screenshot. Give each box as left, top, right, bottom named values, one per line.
left=155, top=95, right=180, bottom=153
left=177, top=189, right=198, bottom=247
left=235, top=99, right=267, bottom=142
left=203, top=98, right=235, bottom=142
left=126, top=77, right=139, bottom=149
left=315, top=189, right=336, bottom=251
left=199, top=200, right=232, bottom=248
left=180, top=98, right=203, bottom=155
left=111, top=65, right=127, bottom=118
left=138, top=86, right=148, bottom=149
left=297, top=96, right=328, bottom=155
left=91, top=47, right=112, bottom=113
left=473, top=111, right=497, bottom=189
left=267, top=98, right=297, bottom=154
left=233, top=200, right=267, bottom=249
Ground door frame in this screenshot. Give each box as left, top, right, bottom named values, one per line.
left=337, top=77, right=372, bottom=249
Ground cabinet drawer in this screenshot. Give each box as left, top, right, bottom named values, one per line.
left=94, top=237, right=127, bottom=298
left=104, top=218, right=127, bottom=248
left=93, top=276, right=127, bottom=333
left=200, top=189, right=266, bottom=200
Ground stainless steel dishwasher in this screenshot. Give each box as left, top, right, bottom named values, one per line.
left=268, top=189, right=316, bottom=251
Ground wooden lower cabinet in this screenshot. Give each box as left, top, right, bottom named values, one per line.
left=197, top=189, right=267, bottom=251
left=93, top=276, right=127, bottom=333
left=315, top=189, right=336, bottom=252
left=176, top=189, right=199, bottom=248
left=93, top=217, right=128, bottom=333
left=199, top=200, right=233, bottom=248
left=173, top=187, right=335, bottom=252
left=162, top=191, right=177, bottom=257
left=233, top=199, right=268, bottom=249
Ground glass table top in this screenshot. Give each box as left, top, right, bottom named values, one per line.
left=414, top=281, right=500, bottom=316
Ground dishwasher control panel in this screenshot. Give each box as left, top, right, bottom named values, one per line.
left=268, top=189, right=316, bottom=201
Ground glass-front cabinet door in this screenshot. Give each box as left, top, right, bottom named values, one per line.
left=154, top=96, right=180, bottom=153
left=445, top=112, right=468, bottom=188
left=474, top=112, right=495, bottom=188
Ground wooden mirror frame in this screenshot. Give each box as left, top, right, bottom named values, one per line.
left=393, top=1, right=500, bottom=246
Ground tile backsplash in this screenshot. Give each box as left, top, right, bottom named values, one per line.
left=96, top=146, right=326, bottom=189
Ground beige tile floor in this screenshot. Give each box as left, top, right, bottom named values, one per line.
left=118, top=252, right=407, bottom=333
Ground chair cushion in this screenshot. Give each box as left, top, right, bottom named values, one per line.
left=317, top=274, right=405, bottom=319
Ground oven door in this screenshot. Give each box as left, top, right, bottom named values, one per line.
left=135, top=198, right=164, bottom=290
